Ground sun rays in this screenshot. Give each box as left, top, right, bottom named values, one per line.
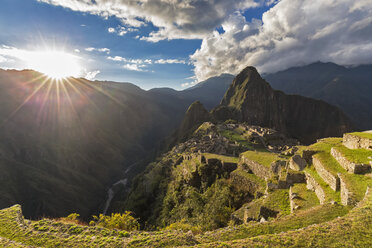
left=24, top=50, right=82, bottom=79
left=0, top=72, right=124, bottom=133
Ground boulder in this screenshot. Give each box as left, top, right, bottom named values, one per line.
left=289, top=155, right=307, bottom=171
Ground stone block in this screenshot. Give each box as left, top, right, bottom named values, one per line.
left=289, top=155, right=307, bottom=171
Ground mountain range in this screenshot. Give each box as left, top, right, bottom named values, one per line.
left=0, top=61, right=369, bottom=220
left=264, top=62, right=372, bottom=130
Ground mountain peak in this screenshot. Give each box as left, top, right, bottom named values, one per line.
left=214, top=66, right=353, bottom=144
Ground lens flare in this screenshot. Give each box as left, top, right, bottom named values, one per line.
left=25, top=50, right=82, bottom=79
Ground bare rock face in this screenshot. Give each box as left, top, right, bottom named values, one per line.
left=213, top=66, right=354, bottom=144
left=289, top=155, right=307, bottom=171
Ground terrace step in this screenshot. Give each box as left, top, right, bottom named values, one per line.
left=330, top=147, right=371, bottom=174
left=312, top=155, right=340, bottom=191
left=289, top=183, right=319, bottom=213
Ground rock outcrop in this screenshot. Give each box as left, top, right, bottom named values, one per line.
left=213, top=66, right=353, bottom=144
left=343, top=133, right=372, bottom=150
left=289, top=155, right=307, bottom=171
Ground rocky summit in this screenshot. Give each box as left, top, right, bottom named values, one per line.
left=213, top=66, right=354, bottom=144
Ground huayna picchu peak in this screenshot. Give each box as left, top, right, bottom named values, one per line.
left=213, top=66, right=354, bottom=144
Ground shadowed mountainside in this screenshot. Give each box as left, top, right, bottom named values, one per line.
left=0, top=69, right=231, bottom=219
left=264, top=62, right=372, bottom=129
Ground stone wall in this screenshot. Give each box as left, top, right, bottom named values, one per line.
left=313, top=156, right=340, bottom=191
left=343, top=133, right=372, bottom=150
left=286, top=171, right=306, bottom=185
left=240, top=156, right=272, bottom=180
left=338, top=173, right=356, bottom=206
left=331, top=147, right=371, bottom=174
left=305, top=172, right=326, bottom=204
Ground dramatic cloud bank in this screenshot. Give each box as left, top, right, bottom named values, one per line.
left=191, top=0, right=372, bottom=80
left=38, top=0, right=372, bottom=82
left=38, top=0, right=259, bottom=42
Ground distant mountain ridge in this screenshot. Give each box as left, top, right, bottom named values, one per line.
left=149, top=74, right=234, bottom=110
left=264, top=62, right=372, bottom=129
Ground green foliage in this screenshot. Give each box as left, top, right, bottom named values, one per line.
left=224, top=119, right=237, bottom=124
left=91, top=212, right=140, bottom=231
left=165, top=219, right=203, bottom=234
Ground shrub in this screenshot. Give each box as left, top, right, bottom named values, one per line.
left=91, top=212, right=140, bottom=231
left=165, top=219, right=203, bottom=234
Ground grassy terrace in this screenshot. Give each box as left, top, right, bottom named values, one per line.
left=349, top=132, right=372, bottom=140
left=241, top=150, right=285, bottom=168
left=313, top=152, right=346, bottom=177
left=334, top=145, right=372, bottom=164
left=341, top=173, right=372, bottom=201
left=263, top=189, right=291, bottom=216
left=303, top=167, right=340, bottom=203
left=219, top=129, right=254, bottom=149
left=291, top=183, right=319, bottom=211
left=204, top=190, right=372, bottom=247
left=203, top=153, right=239, bottom=164
left=230, top=168, right=266, bottom=189
left=196, top=203, right=349, bottom=244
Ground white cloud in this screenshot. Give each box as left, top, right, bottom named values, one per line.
left=38, top=0, right=261, bottom=42
left=107, top=55, right=188, bottom=72
left=123, top=63, right=146, bottom=72
left=191, top=0, right=372, bottom=81
left=155, top=59, right=187, bottom=64
left=85, top=47, right=110, bottom=54
left=107, top=26, right=138, bottom=36
left=85, top=70, right=100, bottom=80
left=0, top=55, right=6, bottom=63
left=74, top=49, right=80, bottom=53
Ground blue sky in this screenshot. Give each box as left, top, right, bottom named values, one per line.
left=0, top=0, right=272, bottom=89
left=0, top=0, right=371, bottom=89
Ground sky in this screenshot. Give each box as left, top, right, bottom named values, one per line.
left=0, top=0, right=371, bottom=90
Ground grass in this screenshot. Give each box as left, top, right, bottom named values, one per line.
left=196, top=203, right=349, bottom=244
left=349, top=132, right=372, bottom=140
left=241, top=150, right=285, bottom=168
left=314, top=152, right=346, bottom=176
left=334, top=145, right=372, bottom=164
left=203, top=189, right=371, bottom=247
left=263, top=189, right=291, bottom=216
left=291, top=183, right=319, bottom=211
left=303, top=166, right=341, bottom=203
left=340, top=173, right=372, bottom=201
left=219, top=129, right=254, bottom=149
left=230, top=168, right=266, bottom=189
left=203, top=153, right=239, bottom=164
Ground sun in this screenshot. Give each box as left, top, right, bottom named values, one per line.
left=26, top=50, right=82, bottom=79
